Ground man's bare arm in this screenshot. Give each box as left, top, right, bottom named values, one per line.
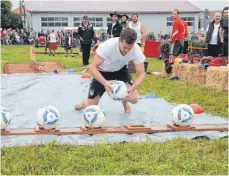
left=88, top=54, right=107, bottom=86
left=132, top=63, right=145, bottom=90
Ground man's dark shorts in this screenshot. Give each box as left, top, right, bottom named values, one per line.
left=171, top=40, right=184, bottom=56
left=88, top=66, right=134, bottom=99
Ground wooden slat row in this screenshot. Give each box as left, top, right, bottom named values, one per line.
left=1, top=124, right=228, bottom=136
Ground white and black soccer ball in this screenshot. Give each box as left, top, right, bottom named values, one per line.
left=82, top=105, right=106, bottom=128
left=36, top=105, right=60, bottom=129
left=110, top=81, right=128, bottom=101
left=0, top=106, right=11, bottom=130
left=171, top=104, right=194, bottom=126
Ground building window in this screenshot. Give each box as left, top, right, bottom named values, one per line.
left=73, top=17, right=82, bottom=27
left=74, top=17, right=103, bottom=27
left=181, top=17, right=195, bottom=26
left=166, top=16, right=195, bottom=26
left=107, top=17, right=112, bottom=26
left=41, top=17, right=68, bottom=27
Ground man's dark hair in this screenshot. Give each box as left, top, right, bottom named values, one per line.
left=223, top=7, right=228, bottom=12
left=120, top=28, right=137, bottom=44
left=132, top=13, right=139, bottom=17
left=173, top=9, right=180, bottom=14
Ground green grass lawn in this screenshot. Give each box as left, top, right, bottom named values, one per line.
left=1, top=45, right=228, bottom=175
left=1, top=139, right=228, bottom=175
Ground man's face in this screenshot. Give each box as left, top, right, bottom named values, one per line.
left=132, top=15, right=138, bottom=22
left=122, top=16, right=127, bottom=22
left=223, top=9, right=228, bottom=18
left=112, top=15, right=118, bottom=22
left=172, top=11, right=178, bottom=20
left=214, top=13, right=222, bottom=22
left=83, top=19, right=89, bottom=25
left=119, top=40, right=134, bottom=56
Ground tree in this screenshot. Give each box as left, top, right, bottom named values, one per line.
left=1, top=0, right=23, bottom=29
left=11, top=14, right=23, bottom=29
left=1, top=0, right=12, bottom=28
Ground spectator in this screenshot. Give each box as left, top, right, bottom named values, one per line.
left=64, top=31, right=74, bottom=57
left=170, top=9, right=185, bottom=57
left=77, top=15, right=96, bottom=66
left=128, top=13, right=146, bottom=47
left=45, top=30, right=50, bottom=53
left=220, top=7, right=228, bottom=57
left=48, top=29, right=59, bottom=56
left=107, top=11, right=122, bottom=38
left=204, top=12, right=222, bottom=57
left=121, top=14, right=129, bottom=29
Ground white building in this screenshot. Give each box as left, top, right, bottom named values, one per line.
left=24, top=0, right=202, bottom=34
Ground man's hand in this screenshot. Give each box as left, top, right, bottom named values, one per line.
left=110, top=35, right=114, bottom=38
left=125, top=83, right=135, bottom=99
left=221, top=39, right=224, bottom=43
left=104, top=80, right=116, bottom=96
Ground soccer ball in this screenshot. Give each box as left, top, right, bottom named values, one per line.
left=110, top=81, right=128, bottom=101
left=1, top=107, right=11, bottom=130
left=82, top=105, right=106, bottom=128
left=36, top=106, right=60, bottom=129
left=171, top=104, right=194, bottom=126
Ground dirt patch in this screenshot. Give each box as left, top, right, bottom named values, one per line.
left=3, top=62, right=66, bottom=74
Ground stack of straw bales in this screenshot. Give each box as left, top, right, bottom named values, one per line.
left=163, top=63, right=228, bottom=91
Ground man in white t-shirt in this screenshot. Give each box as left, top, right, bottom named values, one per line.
left=204, top=12, right=223, bottom=57
left=75, top=28, right=145, bottom=114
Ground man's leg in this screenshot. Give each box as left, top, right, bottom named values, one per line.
left=81, top=44, right=87, bottom=66
left=208, top=44, right=214, bottom=57
left=223, top=41, right=228, bottom=57
left=75, top=96, right=100, bottom=110
left=65, top=49, right=68, bottom=57
left=173, top=40, right=182, bottom=56
left=71, top=48, right=74, bottom=57
left=75, top=78, right=106, bottom=110
left=117, top=66, right=139, bottom=114
left=84, top=44, right=91, bottom=66
left=122, top=90, right=138, bottom=114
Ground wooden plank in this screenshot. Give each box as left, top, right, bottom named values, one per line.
left=1, top=124, right=228, bottom=136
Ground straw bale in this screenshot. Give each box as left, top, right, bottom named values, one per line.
left=206, top=66, right=228, bottom=91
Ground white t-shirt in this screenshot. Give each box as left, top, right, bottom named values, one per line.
left=49, top=33, right=57, bottom=43
left=206, top=23, right=220, bottom=45
left=96, top=38, right=145, bottom=72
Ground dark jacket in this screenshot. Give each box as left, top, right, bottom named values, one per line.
left=64, top=35, right=73, bottom=49
left=107, top=21, right=122, bottom=37
left=220, top=18, right=228, bottom=41
left=206, top=21, right=221, bottom=44
left=78, top=23, right=96, bottom=45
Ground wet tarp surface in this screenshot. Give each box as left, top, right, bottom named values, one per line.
left=1, top=73, right=228, bottom=147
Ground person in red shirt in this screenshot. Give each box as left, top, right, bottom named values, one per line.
left=170, top=9, right=185, bottom=57
left=165, top=9, right=185, bottom=74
